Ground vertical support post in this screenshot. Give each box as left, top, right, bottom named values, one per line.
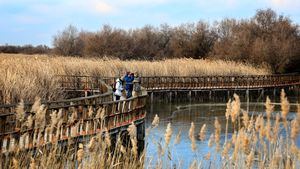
left=188, top=90, right=192, bottom=103
left=246, top=89, right=249, bottom=113
left=169, top=92, right=172, bottom=103
left=150, top=92, right=154, bottom=103
left=209, top=90, right=212, bottom=101
left=227, top=90, right=230, bottom=100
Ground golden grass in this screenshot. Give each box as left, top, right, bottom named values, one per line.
left=0, top=53, right=270, bottom=104
left=3, top=91, right=300, bottom=169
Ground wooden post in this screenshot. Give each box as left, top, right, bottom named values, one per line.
left=169, top=92, right=172, bottom=103
left=150, top=92, right=154, bottom=103
left=246, top=89, right=249, bottom=113
left=188, top=90, right=192, bottom=103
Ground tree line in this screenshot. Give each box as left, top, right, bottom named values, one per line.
left=1, top=9, right=299, bottom=73
left=0, top=44, right=50, bottom=54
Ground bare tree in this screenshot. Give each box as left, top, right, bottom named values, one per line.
left=53, top=25, right=83, bottom=56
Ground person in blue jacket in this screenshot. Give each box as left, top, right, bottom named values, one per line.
left=124, top=72, right=134, bottom=98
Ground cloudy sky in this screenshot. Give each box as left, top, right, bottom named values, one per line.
left=0, top=0, right=299, bottom=46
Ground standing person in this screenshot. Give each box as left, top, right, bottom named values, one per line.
left=124, top=72, right=134, bottom=98
left=114, top=78, right=124, bottom=101
left=132, top=78, right=141, bottom=97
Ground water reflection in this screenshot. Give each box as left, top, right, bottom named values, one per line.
left=145, top=100, right=299, bottom=168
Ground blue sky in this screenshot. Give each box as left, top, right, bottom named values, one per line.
left=0, top=0, right=299, bottom=46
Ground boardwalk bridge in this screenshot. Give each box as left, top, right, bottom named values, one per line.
left=0, top=74, right=300, bottom=157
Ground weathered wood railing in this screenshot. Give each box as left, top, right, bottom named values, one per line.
left=100, top=74, right=300, bottom=91
left=0, top=77, right=147, bottom=153
left=1, top=73, right=300, bottom=153
left=141, top=74, right=300, bottom=90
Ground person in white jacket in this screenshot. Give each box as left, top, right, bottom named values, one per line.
left=114, top=78, right=124, bottom=101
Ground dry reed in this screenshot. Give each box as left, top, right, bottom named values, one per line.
left=0, top=53, right=270, bottom=104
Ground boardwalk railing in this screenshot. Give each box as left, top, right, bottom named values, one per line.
left=101, top=74, right=300, bottom=91
left=141, top=74, right=300, bottom=90
left=0, top=76, right=148, bottom=154
left=1, top=73, right=300, bottom=153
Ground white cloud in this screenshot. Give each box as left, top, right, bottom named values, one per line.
left=91, top=1, right=115, bottom=14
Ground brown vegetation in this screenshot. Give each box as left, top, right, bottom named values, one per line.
left=4, top=91, right=300, bottom=168
left=0, top=53, right=269, bottom=104
left=51, top=9, right=300, bottom=73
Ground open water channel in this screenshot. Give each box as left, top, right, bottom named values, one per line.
left=145, top=94, right=299, bottom=168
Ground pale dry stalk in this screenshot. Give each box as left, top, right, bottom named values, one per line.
left=164, top=122, right=172, bottom=146
left=198, top=124, right=206, bottom=141
left=280, top=89, right=290, bottom=128
left=151, top=114, right=160, bottom=128
left=189, top=122, right=197, bottom=152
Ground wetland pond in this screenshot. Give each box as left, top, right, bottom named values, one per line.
left=145, top=96, right=300, bottom=168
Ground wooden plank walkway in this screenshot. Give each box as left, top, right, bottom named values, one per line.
left=0, top=73, right=300, bottom=153
left=0, top=78, right=147, bottom=154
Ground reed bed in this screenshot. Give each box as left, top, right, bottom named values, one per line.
left=3, top=90, right=300, bottom=169
left=0, top=53, right=270, bottom=104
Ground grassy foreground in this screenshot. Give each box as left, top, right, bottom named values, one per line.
left=4, top=90, right=300, bottom=169
left=0, top=54, right=270, bottom=104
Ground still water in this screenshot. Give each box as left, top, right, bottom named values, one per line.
left=145, top=97, right=299, bottom=168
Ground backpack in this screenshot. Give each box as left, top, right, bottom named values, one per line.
left=112, top=82, right=117, bottom=92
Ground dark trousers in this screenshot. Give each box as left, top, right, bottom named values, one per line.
left=115, top=95, right=120, bottom=101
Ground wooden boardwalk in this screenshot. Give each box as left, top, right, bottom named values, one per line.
left=0, top=73, right=300, bottom=154
left=0, top=77, right=147, bottom=154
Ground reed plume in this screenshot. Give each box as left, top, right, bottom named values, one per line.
left=25, top=114, right=34, bottom=129
left=77, top=143, right=84, bottom=168
left=291, top=119, right=299, bottom=140
left=164, top=122, right=172, bottom=146
left=31, top=97, right=41, bottom=113
left=174, top=130, right=182, bottom=145
left=242, top=110, right=249, bottom=129
left=222, top=142, right=231, bottom=159
left=265, top=96, right=274, bottom=120
left=104, top=128, right=111, bottom=148
left=280, top=89, right=290, bottom=127
left=127, top=122, right=138, bottom=156
left=224, top=99, right=232, bottom=144
left=35, top=104, right=46, bottom=128
left=88, top=137, right=97, bottom=152
left=231, top=94, right=241, bottom=125
left=214, top=117, right=221, bottom=151
left=198, top=124, right=206, bottom=141
left=225, top=99, right=231, bottom=120
left=189, top=122, right=195, bottom=140
left=246, top=149, right=254, bottom=168
left=208, top=134, right=214, bottom=147
left=88, top=106, right=94, bottom=118
left=189, top=160, right=197, bottom=169
left=189, top=122, right=197, bottom=152
left=151, top=114, right=160, bottom=128
left=15, top=99, right=25, bottom=122
left=205, top=152, right=211, bottom=160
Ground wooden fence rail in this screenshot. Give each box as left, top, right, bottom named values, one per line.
left=1, top=73, right=300, bottom=153
left=0, top=77, right=148, bottom=153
